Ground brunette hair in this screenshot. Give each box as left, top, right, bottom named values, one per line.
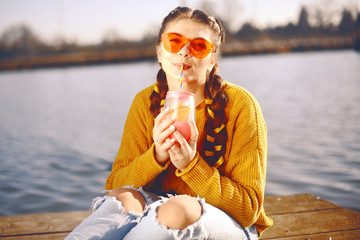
left=150, top=6, right=228, bottom=168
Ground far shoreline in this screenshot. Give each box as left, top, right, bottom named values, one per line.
left=0, top=35, right=356, bottom=72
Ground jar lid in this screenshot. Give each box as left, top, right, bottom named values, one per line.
left=166, top=91, right=194, bottom=98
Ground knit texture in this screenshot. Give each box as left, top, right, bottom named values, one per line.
left=105, top=81, right=273, bottom=235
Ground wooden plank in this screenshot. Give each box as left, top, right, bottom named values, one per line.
left=262, top=208, right=360, bottom=239
left=0, top=232, right=67, bottom=240
left=264, top=194, right=340, bottom=215
left=3, top=230, right=359, bottom=240
left=0, top=211, right=90, bottom=237
left=0, top=194, right=359, bottom=240
left=261, top=228, right=360, bottom=240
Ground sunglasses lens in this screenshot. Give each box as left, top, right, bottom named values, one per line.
left=190, top=39, right=213, bottom=59
left=163, top=33, right=186, bottom=53
left=191, top=39, right=208, bottom=52
left=162, top=33, right=214, bottom=59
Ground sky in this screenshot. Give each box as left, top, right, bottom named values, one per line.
left=0, top=0, right=358, bottom=45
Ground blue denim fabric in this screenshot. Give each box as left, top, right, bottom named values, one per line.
left=64, top=195, right=140, bottom=240
left=65, top=188, right=258, bottom=240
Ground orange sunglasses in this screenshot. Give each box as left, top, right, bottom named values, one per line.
left=161, top=32, right=215, bottom=59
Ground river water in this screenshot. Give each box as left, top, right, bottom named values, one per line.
left=0, top=50, right=359, bottom=216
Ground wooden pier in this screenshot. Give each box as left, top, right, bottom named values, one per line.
left=0, top=193, right=359, bottom=239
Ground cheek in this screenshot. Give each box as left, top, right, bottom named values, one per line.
left=158, top=50, right=172, bottom=68
left=159, top=52, right=179, bottom=79
left=161, top=57, right=174, bottom=72
left=193, top=60, right=213, bottom=74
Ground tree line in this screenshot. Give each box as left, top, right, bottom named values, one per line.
left=234, top=7, right=358, bottom=40
left=0, top=5, right=359, bottom=69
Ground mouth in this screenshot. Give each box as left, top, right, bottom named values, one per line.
left=174, top=63, right=191, bottom=70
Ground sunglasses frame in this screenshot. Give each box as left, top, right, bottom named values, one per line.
left=161, top=32, right=216, bottom=59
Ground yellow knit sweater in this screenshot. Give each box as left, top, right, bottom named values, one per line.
left=105, top=81, right=273, bottom=235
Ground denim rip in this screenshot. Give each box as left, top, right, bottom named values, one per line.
left=123, top=195, right=208, bottom=240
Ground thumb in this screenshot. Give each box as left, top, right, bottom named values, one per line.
left=188, top=119, right=198, bottom=147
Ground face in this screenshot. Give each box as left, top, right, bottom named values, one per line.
left=157, top=19, right=219, bottom=89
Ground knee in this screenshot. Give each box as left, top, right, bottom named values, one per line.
left=157, top=195, right=202, bottom=230
left=109, top=187, right=146, bottom=214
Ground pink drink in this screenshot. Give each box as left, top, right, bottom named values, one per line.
left=164, top=91, right=195, bottom=142
left=170, top=121, right=191, bottom=142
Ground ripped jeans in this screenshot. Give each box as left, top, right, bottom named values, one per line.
left=65, top=188, right=258, bottom=240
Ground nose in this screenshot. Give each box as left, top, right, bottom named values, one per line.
left=177, top=42, right=191, bottom=58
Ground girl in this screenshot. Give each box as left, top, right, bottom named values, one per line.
left=66, top=6, right=272, bottom=240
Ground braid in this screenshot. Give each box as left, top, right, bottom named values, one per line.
left=203, top=64, right=228, bottom=168
left=152, top=6, right=227, bottom=167
left=150, top=68, right=168, bottom=118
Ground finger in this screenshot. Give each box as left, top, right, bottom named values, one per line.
left=154, top=108, right=169, bottom=127
left=161, top=115, right=176, bottom=130
left=157, top=125, right=175, bottom=144
left=170, top=143, right=182, bottom=155
left=172, top=130, right=187, bottom=147
left=188, top=120, right=198, bottom=144
left=157, top=115, right=176, bottom=135
left=168, top=148, right=176, bottom=160
left=162, top=138, right=176, bottom=150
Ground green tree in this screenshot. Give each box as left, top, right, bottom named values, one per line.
left=235, top=22, right=261, bottom=39
left=0, top=24, right=47, bottom=55
left=298, top=6, right=311, bottom=32
left=354, top=12, right=360, bottom=50
left=338, top=9, right=355, bottom=33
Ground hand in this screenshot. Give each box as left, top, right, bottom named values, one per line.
left=153, top=108, right=176, bottom=165
left=168, top=119, right=198, bottom=171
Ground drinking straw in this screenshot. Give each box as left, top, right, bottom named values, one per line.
left=179, top=64, right=184, bottom=91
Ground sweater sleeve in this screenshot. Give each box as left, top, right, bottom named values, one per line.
left=105, top=89, right=169, bottom=190
left=178, top=87, right=271, bottom=229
